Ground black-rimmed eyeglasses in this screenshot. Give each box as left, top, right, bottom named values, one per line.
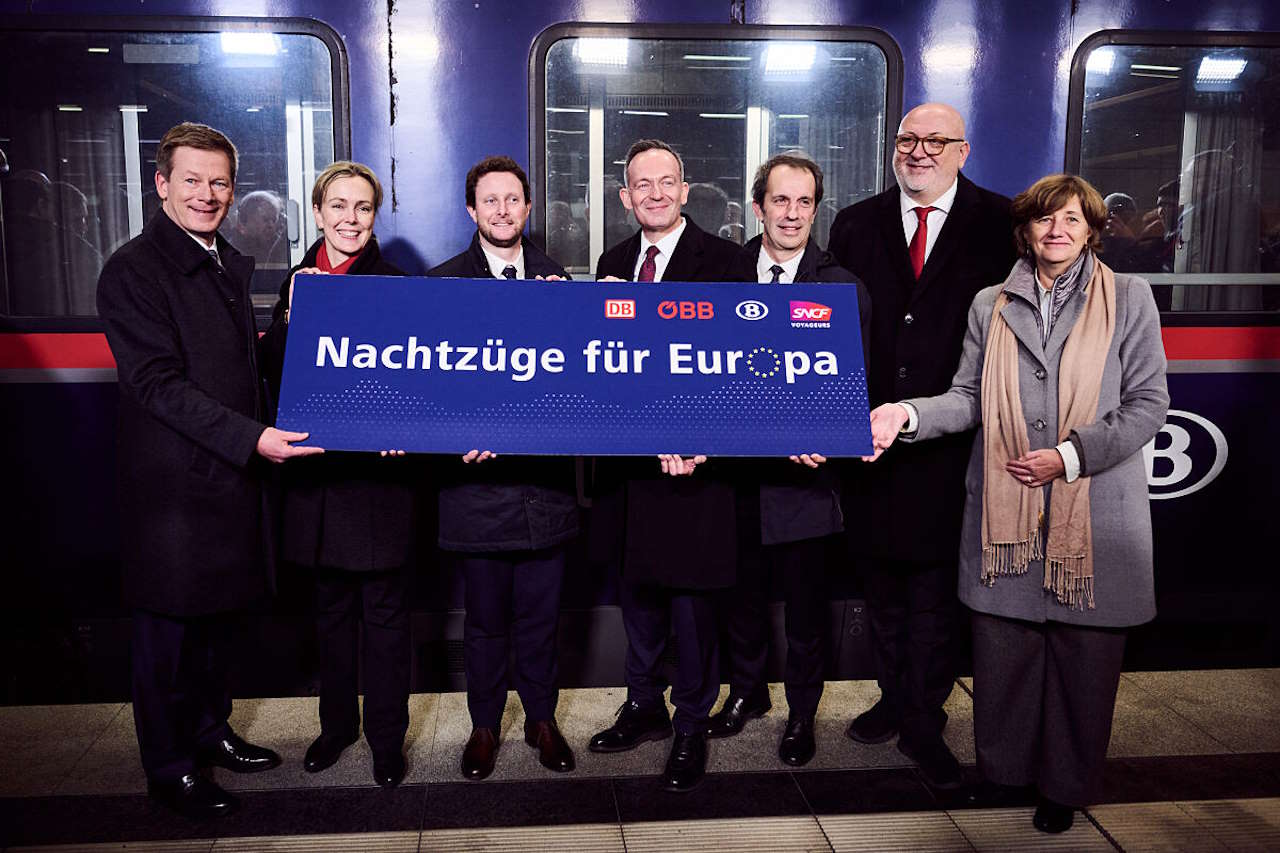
left=895, top=134, right=966, bottom=155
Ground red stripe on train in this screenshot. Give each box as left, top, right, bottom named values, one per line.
left=1, top=327, right=1279, bottom=370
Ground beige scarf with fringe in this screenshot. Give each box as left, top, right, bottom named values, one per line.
left=979, top=258, right=1116, bottom=609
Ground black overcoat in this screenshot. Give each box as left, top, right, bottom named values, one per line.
left=96, top=210, right=268, bottom=616
left=592, top=218, right=742, bottom=588
left=425, top=233, right=580, bottom=553
left=726, top=235, right=872, bottom=545
left=258, top=237, right=422, bottom=571
left=828, top=173, right=1016, bottom=562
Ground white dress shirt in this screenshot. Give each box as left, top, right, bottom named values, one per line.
left=482, top=244, right=525, bottom=280
left=755, top=246, right=804, bottom=283
left=900, top=178, right=959, bottom=264
left=632, top=216, right=687, bottom=282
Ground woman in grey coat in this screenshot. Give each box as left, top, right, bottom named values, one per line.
left=865, top=174, right=1168, bottom=834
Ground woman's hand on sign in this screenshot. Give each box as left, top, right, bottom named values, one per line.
left=658, top=454, right=706, bottom=476
left=789, top=453, right=827, bottom=468
left=462, top=449, right=497, bottom=464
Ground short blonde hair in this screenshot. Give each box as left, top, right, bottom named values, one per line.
left=1011, top=173, right=1107, bottom=256
left=311, top=160, right=383, bottom=212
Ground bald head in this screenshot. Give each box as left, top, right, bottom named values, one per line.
left=893, top=102, right=970, bottom=205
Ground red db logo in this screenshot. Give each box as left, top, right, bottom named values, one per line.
left=605, top=299, right=636, bottom=319
left=657, top=300, right=714, bottom=320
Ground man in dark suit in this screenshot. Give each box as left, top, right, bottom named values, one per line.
left=588, top=139, right=740, bottom=792
left=828, top=103, right=1016, bottom=789
left=96, top=122, right=322, bottom=818
left=427, top=156, right=579, bottom=782
left=709, top=154, right=871, bottom=767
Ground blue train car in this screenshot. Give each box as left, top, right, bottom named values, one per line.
left=1, top=0, right=1277, bottom=702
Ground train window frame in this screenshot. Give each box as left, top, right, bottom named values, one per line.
left=0, top=14, right=351, bottom=333
left=1065, top=29, right=1280, bottom=327
left=528, top=22, right=903, bottom=275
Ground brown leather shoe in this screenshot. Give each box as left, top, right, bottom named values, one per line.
left=460, top=727, right=498, bottom=780
left=524, top=719, right=576, bottom=773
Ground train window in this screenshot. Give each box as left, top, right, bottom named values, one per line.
left=0, top=23, right=345, bottom=319
left=1071, top=37, right=1280, bottom=314
left=533, top=27, right=900, bottom=275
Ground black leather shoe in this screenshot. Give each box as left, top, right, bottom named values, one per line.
left=373, top=751, right=406, bottom=788
left=966, top=778, right=1036, bottom=808
left=588, top=700, right=673, bottom=753
left=846, top=698, right=899, bottom=744
left=1033, top=796, right=1075, bottom=833
left=198, top=732, right=282, bottom=774
left=778, top=715, right=816, bottom=767
left=661, top=732, right=707, bottom=792
left=706, top=691, right=772, bottom=739
left=525, top=719, right=575, bottom=772
left=897, top=736, right=963, bottom=790
left=148, top=773, right=238, bottom=818
left=461, top=727, right=498, bottom=780
left=303, top=733, right=357, bottom=773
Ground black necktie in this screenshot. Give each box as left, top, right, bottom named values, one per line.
left=206, top=248, right=221, bottom=268
left=768, top=264, right=785, bottom=283
left=502, top=265, right=518, bottom=280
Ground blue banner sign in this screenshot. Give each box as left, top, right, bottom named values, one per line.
left=276, top=276, right=871, bottom=456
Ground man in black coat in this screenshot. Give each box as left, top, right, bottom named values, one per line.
left=426, top=156, right=579, bottom=781
left=587, top=139, right=741, bottom=792
left=709, top=154, right=871, bottom=767
left=96, top=123, right=321, bottom=818
left=828, top=103, right=1017, bottom=789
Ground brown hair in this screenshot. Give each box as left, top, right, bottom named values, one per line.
left=311, top=160, right=384, bottom=211
left=155, top=122, right=238, bottom=182
left=623, top=139, right=684, bottom=186
left=465, top=156, right=530, bottom=208
left=751, top=153, right=824, bottom=207
left=1011, top=173, right=1107, bottom=256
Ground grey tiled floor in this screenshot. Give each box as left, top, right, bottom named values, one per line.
left=3, top=669, right=1278, bottom=797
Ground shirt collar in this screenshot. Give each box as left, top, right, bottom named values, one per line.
left=899, top=177, right=959, bottom=218
left=640, top=216, right=687, bottom=261
left=756, top=242, right=805, bottom=283
left=186, top=229, right=218, bottom=260
left=481, top=243, right=525, bottom=279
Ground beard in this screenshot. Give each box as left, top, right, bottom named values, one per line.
left=479, top=221, right=523, bottom=249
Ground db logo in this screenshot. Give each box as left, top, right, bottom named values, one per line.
left=790, top=301, right=833, bottom=322
left=1143, top=410, right=1228, bottom=499
left=735, top=300, right=769, bottom=321
left=657, top=300, right=714, bottom=320
left=605, top=299, right=635, bottom=319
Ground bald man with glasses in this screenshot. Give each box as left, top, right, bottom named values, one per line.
left=828, top=103, right=1017, bottom=790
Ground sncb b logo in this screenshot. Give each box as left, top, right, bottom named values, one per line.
left=1144, top=410, right=1228, bottom=500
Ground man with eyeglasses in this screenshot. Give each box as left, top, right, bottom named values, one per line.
left=829, top=103, right=1016, bottom=790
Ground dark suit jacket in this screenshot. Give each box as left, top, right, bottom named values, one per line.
left=829, top=173, right=1016, bottom=562
left=258, top=237, right=422, bottom=571
left=592, top=218, right=742, bottom=589
left=97, top=210, right=268, bottom=616
left=426, top=232, right=580, bottom=553
left=727, top=235, right=872, bottom=545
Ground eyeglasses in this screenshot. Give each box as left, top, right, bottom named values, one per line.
left=895, top=134, right=966, bottom=156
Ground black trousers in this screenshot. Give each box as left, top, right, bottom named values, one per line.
left=314, top=566, right=411, bottom=756
left=722, top=535, right=828, bottom=718
left=863, top=557, right=960, bottom=744
left=131, top=608, right=236, bottom=782
left=461, top=545, right=565, bottom=731
left=621, top=580, right=720, bottom=735
left=971, top=610, right=1126, bottom=807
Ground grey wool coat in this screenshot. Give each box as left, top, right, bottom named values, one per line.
left=906, top=254, right=1169, bottom=628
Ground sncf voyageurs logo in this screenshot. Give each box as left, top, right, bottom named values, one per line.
left=790, top=300, right=833, bottom=328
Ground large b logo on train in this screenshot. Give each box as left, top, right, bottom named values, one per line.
left=1144, top=410, right=1228, bottom=500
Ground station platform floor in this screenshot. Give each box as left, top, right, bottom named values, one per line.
left=2, top=669, right=1279, bottom=851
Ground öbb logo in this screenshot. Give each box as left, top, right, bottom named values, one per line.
left=657, top=300, right=714, bottom=320
left=605, top=299, right=635, bottom=319
left=789, top=300, right=833, bottom=327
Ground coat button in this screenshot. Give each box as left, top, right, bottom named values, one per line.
left=904, top=313, right=914, bottom=325
left=1033, top=419, right=1046, bottom=431
left=897, top=366, right=907, bottom=379
left=1034, top=368, right=1046, bottom=380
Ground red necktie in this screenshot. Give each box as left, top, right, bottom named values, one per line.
left=637, top=245, right=660, bottom=282
left=909, top=206, right=936, bottom=279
